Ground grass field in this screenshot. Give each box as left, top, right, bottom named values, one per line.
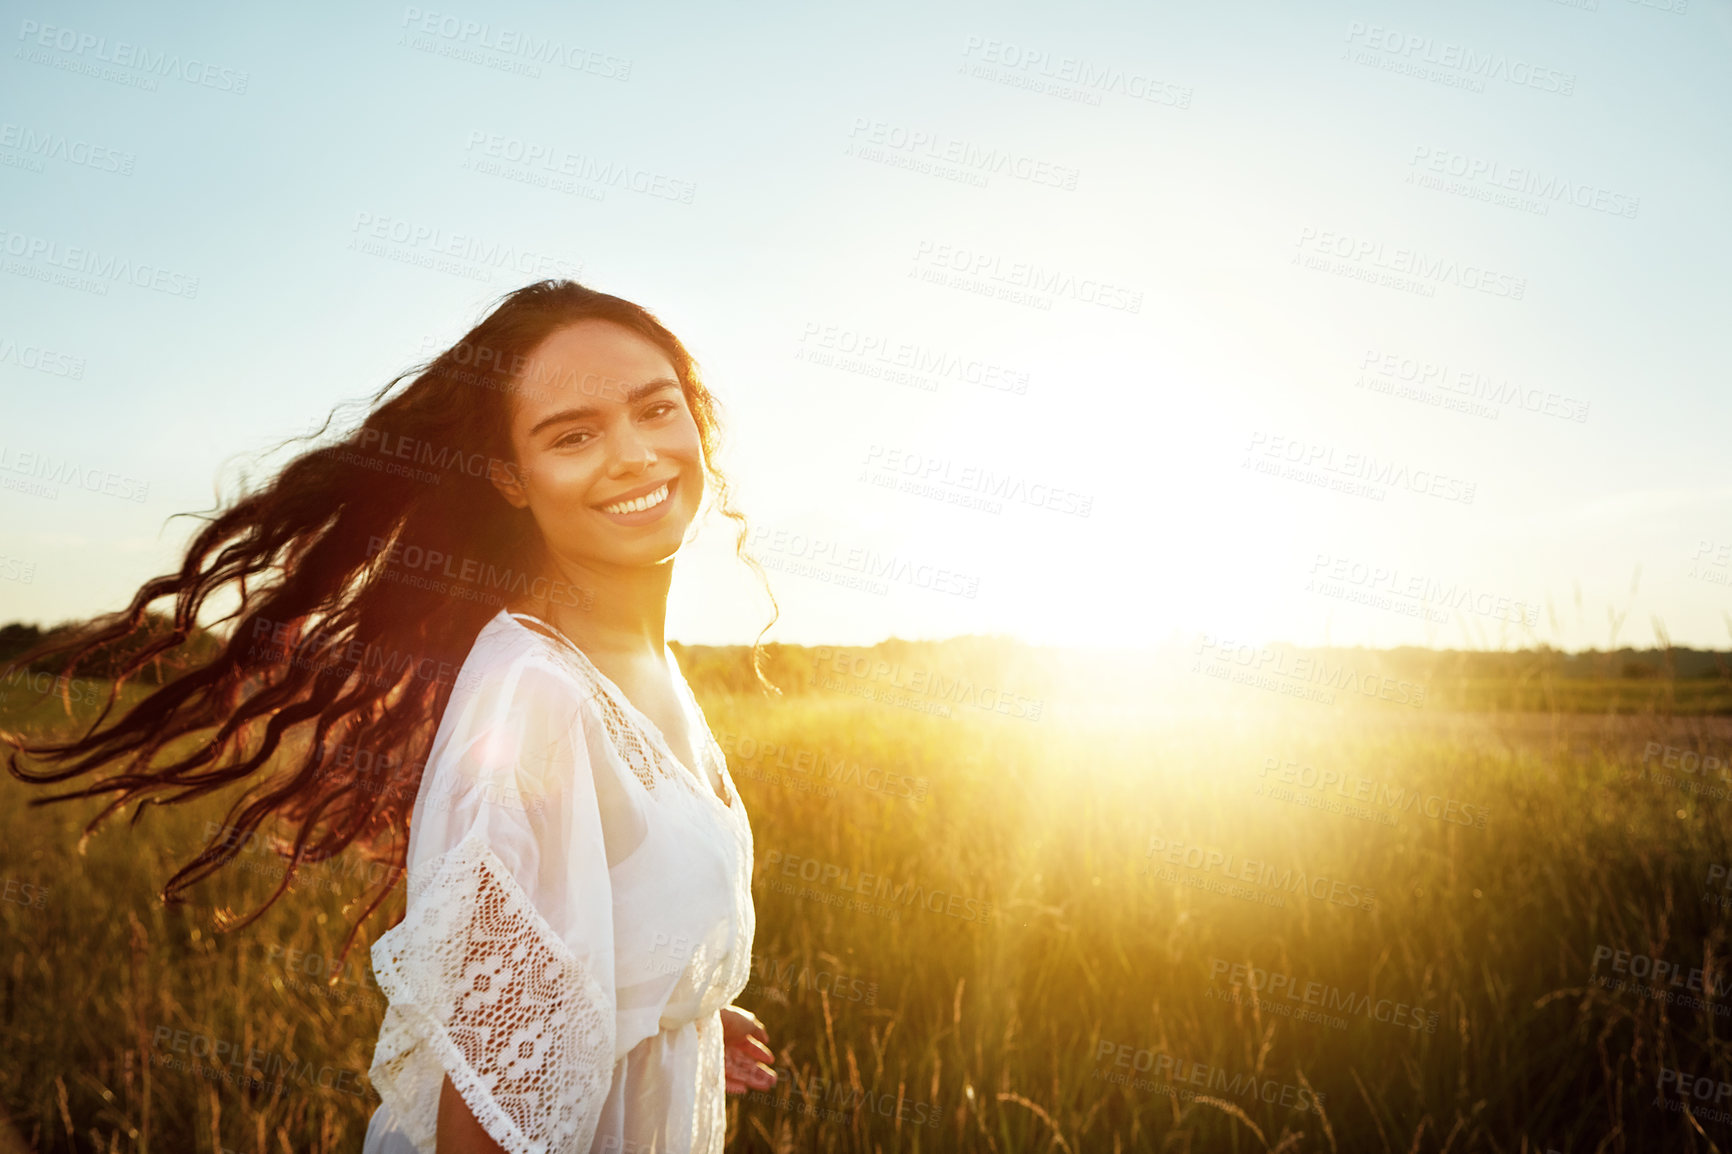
left=2, top=649, right=1731, bottom=1152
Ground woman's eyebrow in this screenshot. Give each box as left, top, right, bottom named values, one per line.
left=527, top=377, right=680, bottom=437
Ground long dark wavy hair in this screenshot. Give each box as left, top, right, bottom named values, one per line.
left=0, top=278, right=779, bottom=975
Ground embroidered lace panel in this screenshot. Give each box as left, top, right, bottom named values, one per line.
left=370, top=832, right=614, bottom=1154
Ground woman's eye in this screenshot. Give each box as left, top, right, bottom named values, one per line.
left=644, top=401, right=676, bottom=419
left=554, top=430, right=592, bottom=449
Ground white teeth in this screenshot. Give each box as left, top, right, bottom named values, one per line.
left=602, top=482, right=670, bottom=515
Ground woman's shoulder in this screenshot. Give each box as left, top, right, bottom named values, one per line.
left=424, top=613, right=600, bottom=795
left=453, top=609, right=590, bottom=700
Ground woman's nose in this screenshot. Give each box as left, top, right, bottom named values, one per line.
left=609, top=427, right=656, bottom=473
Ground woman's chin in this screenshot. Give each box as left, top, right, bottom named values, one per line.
left=593, top=525, right=693, bottom=567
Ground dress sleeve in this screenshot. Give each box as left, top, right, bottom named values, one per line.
left=368, top=656, right=616, bottom=1154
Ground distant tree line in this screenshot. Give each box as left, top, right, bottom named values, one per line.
left=3, top=616, right=1728, bottom=695
left=0, top=614, right=225, bottom=685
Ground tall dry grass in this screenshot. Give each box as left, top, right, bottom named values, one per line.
left=2, top=645, right=1730, bottom=1152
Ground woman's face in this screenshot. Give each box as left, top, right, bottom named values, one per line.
left=491, top=319, right=706, bottom=570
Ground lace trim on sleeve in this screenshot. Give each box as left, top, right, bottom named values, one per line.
left=369, top=832, right=615, bottom=1154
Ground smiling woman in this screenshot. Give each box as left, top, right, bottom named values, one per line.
left=1, top=279, right=784, bottom=1153
left=493, top=322, right=707, bottom=574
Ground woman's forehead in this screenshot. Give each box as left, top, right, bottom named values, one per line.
left=529, top=318, right=670, bottom=373
left=509, top=321, right=680, bottom=415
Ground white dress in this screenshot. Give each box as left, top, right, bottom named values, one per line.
left=361, top=608, right=755, bottom=1154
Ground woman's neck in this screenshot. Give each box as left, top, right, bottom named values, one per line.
left=514, top=550, right=674, bottom=661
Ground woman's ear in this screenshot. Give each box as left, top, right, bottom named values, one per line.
left=488, top=456, right=531, bottom=509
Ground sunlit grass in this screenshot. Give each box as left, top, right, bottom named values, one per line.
left=2, top=655, right=1730, bottom=1151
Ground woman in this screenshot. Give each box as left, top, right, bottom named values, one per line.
left=3, top=280, right=780, bottom=1152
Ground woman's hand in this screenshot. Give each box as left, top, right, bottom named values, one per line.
left=720, top=1004, right=777, bottom=1094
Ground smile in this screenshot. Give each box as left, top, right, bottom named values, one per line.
left=598, top=480, right=672, bottom=516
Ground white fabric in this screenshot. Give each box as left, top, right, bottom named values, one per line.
left=363, top=608, right=755, bottom=1154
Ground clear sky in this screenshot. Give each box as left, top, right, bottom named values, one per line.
left=1, top=0, right=1727, bottom=650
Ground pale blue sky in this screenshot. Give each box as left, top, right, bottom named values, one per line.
left=2, top=0, right=1727, bottom=649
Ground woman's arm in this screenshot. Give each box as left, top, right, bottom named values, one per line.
left=436, top=1073, right=510, bottom=1154
left=372, top=663, right=618, bottom=1153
